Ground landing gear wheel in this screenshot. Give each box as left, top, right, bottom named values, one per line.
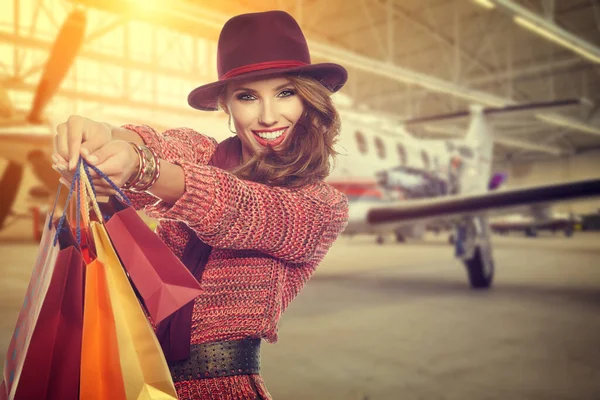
left=376, top=235, right=385, bottom=245
left=564, top=227, right=574, bottom=237
left=395, top=232, right=405, bottom=243
left=525, top=228, right=537, bottom=237
left=463, top=246, right=494, bottom=289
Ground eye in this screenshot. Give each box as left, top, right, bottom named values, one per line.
left=236, top=93, right=256, bottom=101
left=278, top=89, right=296, bottom=98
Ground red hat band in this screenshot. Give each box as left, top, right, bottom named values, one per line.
left=220, top=60, right=309, bottom=81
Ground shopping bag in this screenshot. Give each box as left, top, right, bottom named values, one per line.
left=91, top=221, right=178, bottom=399
left=1, top=214, right=84, bottom=400
left=101, top=195, right=202, bottom=324
left=79, top=259, right=127, bottom=400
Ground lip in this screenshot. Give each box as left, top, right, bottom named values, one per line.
left=251, top=127, right=289, bottom=147
left=252, top=127, right=289, bottom=133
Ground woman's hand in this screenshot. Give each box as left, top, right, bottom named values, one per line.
left=53, top=140, right=139, bottom=196
left=53, top=115, right=112, bottom=171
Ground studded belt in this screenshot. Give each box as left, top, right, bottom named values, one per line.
left=168, top=338, right=261, bottom=382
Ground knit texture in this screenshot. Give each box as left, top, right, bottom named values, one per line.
left=123, top=125, right=349, bottom=400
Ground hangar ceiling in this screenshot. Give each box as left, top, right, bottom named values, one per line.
left=1, top=0, right=599, bottom=163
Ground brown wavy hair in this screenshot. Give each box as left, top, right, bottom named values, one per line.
left=219, top=75, right=342, bottom=188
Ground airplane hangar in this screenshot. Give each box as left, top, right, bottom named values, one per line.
left=0, top=1, right=599, bottom=399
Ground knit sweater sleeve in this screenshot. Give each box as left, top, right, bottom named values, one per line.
left=143, top=163, right=349, bottom=264
left=119, top=125, right=218, bottom=210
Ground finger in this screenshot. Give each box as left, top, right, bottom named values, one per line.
left=66, top=115, right=85, bottom=170
left=52, top=164, right=75, bottom=180
left=52, top=152, right=68, bottom=164
left=55, top=122, right=69, bottom=161
left=87, top=144, right=120, bottom=167
left=59, top=177, right=72, bottom=188
left=80, top=126, right=110, bottom=162
left=92, top=179, right=114, bottom=191
left=89, top=181, right=116, bottom=196
left=51, top=154, right=68, bottom=170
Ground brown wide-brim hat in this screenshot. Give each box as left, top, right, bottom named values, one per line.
left=188, top=10, right=348, bottom=111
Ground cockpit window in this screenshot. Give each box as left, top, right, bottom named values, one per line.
left=397, top=143, right=407, bottom=166
left=374, top=136, right=386, bottom=159
left=355, top=131, right=368, bottom=155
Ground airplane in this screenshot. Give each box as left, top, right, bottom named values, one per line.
left=0, top=9, right=87, bottom=235
left=2, top=8, right=600, bottom=292
left=328, top=100, right=600, bottom=289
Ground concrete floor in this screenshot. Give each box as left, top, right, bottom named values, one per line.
left=1, top=231, right=599, bottom=399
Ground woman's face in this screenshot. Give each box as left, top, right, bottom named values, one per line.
left=226, top=76, right=305, bottom=161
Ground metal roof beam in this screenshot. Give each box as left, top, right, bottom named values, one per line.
left=70, top=0, right=512, bottom=107
left=486, top=0, right=600, bottom=64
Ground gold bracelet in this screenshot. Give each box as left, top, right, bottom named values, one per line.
left=122, top=142, right=143, bottom=189
left=130, top=144, right=160, bottom=192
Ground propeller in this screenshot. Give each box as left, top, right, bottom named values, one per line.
left=27, top=9, right=87, bottom=124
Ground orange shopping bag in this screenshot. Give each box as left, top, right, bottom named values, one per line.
left=79, top=162, right=177, bottom=399
left=79, top=258, right=127, bottom=400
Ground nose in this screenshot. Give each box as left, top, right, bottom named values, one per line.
left=259, top=99, right=278, bottom=126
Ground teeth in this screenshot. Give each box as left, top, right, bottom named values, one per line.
left=255, top=128, right=286, bottom=140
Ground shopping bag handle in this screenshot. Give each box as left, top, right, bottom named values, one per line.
left=82, top=162, right=131, bottom=207
left=52, top=158, right=131, bottom=247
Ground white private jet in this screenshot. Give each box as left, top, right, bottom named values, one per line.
left=327, top=100, right=600, bottom=289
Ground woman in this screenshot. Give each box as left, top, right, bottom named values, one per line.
left=53, top=10, right=349, bottom=400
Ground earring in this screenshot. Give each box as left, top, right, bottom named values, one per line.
left=228, top=114, right=236, bottom=134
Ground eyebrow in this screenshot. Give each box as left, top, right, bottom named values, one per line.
left=232, top=82, right=294, bottom=94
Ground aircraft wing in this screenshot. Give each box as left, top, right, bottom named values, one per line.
left=352, top=178, right=600, bottom=229
left=402, top=98, right=583, bottom=127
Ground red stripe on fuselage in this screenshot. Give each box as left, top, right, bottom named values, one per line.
left=329, top=180, right=383, bottom=199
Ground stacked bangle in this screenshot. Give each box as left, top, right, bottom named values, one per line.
left=122, top=143, right=161, bottom=192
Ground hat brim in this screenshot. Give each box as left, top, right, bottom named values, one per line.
left=187, top=63, right=348, bottom=111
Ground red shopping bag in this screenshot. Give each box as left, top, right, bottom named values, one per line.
left=101, top=195, right=202, bottom=324
left=1, top=217, right=84, bottom=400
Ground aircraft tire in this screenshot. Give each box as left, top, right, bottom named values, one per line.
left=564, top=227, right=574, bottom=237
left=464, top=246, right=494, bottom=289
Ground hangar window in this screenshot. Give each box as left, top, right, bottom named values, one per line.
left=421, top=150, right=430, bottom=170
left=355, top=131, right=368, bottom=155
left=374, top=136, right=386, bottom=159
left=397, top=143, right=407, bottom=166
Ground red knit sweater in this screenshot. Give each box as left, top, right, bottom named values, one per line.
left=123, top=125, right=349, bottom=399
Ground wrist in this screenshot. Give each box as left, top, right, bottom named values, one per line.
left=127, top=143, right=141, bottom=181
left=122, top=143, right=161, bottom=192
left=123, top=143, right=143, bottom=189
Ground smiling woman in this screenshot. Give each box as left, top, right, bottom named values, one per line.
left=50, top=9, right=349, bottom=400
left=222, top=75, right=342, bottom=188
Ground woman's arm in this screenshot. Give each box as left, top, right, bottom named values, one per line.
left=143, top=162, right=350, bottom=264
left=105, top=124, right=218, bottom=209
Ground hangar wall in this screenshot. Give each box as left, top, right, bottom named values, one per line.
left=496, top=149, right=600, bottom=215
